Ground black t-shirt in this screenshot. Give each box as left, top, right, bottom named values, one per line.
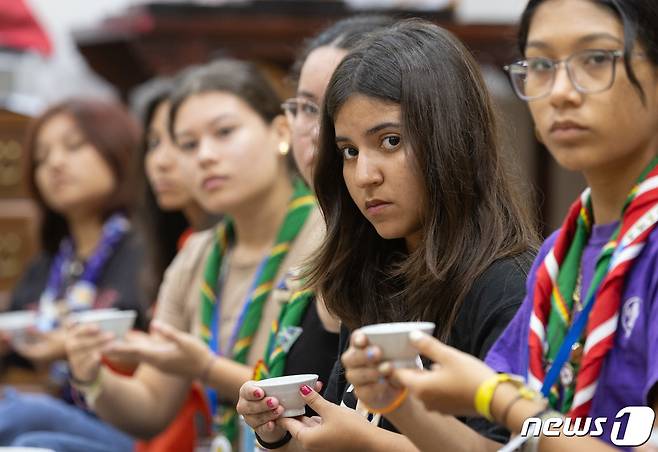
left=9, top=231, right=147, bottom=330
left=324, top=252, right=534, bottom=443
left=284, top=298, right=339, bottom=379
left=283, top=298, right=340, bottom=416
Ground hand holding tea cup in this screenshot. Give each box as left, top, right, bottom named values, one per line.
left=388, top=330, right=496, bottom=416
left=342, top=322, right=434, bottom=412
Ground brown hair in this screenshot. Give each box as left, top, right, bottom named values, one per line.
left=24, top=98, right=141, bottom=254
left=308, top=20, right=538, bottom=339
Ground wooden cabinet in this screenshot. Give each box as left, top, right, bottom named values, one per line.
left=0, top=109, right=39, bottom=311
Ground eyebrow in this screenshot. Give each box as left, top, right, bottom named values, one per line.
left=176, top=114, right=233, bottom=137
left=298, top=91, right=318, bottom=101
left=335, top=122, right=401, bottom=143
left=527, top=33, right=623, bottom=49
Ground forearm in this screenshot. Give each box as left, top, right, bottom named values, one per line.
left=388, top=396, right=499, bottom=452
left=491, top=384, right=617, bottom=452
left=92, top=365, right=190, bottom=438
left=206, top=356, right=252, bottom=404
left=358, top=424, right=421, bottom=452
left=279, top=424, right=419, bottom=452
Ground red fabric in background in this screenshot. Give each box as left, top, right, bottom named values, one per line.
left=0, top=0, right=52, bottom=55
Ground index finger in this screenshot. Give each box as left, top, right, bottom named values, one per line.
left=240, top=381, right=266, bottom=401
left=350, top=330, right=369, bottom=348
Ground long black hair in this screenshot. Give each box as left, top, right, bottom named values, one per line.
left=134, top=78, right=192, bottom=304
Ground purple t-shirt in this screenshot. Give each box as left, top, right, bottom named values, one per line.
left=486, top=222, right=658, bottom=447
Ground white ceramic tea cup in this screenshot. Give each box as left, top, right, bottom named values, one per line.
left=254, top=374, right=319, bottom=417
left=360, top=321, right=435, bottom=368
left=0, top=311, right=37, bottom=335
left=68, top=309, right=136, bottom=338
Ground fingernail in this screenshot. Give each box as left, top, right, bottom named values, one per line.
left=409, top=330, right=424, bottom=342
left=266, top=398, right=274, bottom=408
left=366, top=347, right=377, bottom=361
left=300, top=385, right=312, bottom=396
left=355, top=332, right=366, bottom=346
left=378, top=362, right=392, bottom=374
left=253, top=389, right=262, bottom=398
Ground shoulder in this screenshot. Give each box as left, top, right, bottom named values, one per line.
left=289, top=206, right=325, bottom=256
left=465, top=251, right=535, bottom=313
left=10, top=252, right=52, bottom=310
left=169, top=228, right=215, bottom=271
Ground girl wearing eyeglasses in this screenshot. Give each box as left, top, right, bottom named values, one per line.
left=378, top=1, right=658, bottom=451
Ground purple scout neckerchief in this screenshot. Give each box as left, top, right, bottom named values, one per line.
left=37, top=213, right=130, bottom=331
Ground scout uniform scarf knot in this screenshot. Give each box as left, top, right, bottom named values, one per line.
left=528, top=156, right=658, bottom=418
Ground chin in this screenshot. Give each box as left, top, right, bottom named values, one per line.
left=372, top=224, right=404, bottom=241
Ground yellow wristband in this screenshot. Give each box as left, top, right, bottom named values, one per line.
left=362, top=388, right=409, bottom=415
left=475, top=373, right=513, bottom=421
left=475, top=373, right=540, bottom=422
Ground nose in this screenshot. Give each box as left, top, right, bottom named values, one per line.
left=45, top=145, right=66, bottom=169
left=152, top=147, right=174, bottom=170
left=549, top=62, right=582, bottom=108
left=353, top=150, right=383, bottom=188
left=197, top=136, right=218, bottom=168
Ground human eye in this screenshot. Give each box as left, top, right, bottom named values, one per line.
left=527, top=57, right=554, bottom=73
left=381, top=135, right=401, bottom=151
left=214, top=126, right=235, bottom=138
left=580, top=50, right=613, bottom=67
left=340, top=146, right=358, bottom=160
left=178, top=139, right=198, bottom=152
left=65, top=135, right=86, bottom=151
left=301, top=102, right=319, bottom=116
left=146, top=134, right=160, bottom=152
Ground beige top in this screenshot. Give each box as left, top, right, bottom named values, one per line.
left=154, top=206, right=324, bottom=366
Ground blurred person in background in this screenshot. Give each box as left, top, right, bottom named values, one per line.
left=0, top=98, right=144, bottom=451
left=65, top=58, right=324, bottom=451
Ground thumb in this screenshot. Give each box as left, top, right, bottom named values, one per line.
left=298, top=384, right=332, bottom=416
left=151, top=320, right=184, bottom=345
left=390, top=367, right=427, bottom=390
left=408, top=331, right=452, bottom=365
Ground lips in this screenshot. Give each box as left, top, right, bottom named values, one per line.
left=201, top=175, right=229, bottom=191
left=152, top=179, right=177, bottom=193
left=549, top=120, right=589, bottom=140
left=365, top=199, right=392, bottom=215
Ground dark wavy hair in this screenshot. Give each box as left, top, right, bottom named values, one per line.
left=518, top=0, right=658, bottom=102
left=288, top=15, right=396, bottom=87
left=24, top=98, right=140, bottom=254
left=308, top=19, right=538, bottom=338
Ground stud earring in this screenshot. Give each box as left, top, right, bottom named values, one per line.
left=278, top=142, right=290, bottom=156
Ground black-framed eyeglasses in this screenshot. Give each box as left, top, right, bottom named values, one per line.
left=504, top=49, right=625, bottom=101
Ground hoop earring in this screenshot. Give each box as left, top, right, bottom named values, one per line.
left=278, top=142, right=290, bottom=156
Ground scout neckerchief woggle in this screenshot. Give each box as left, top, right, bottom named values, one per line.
left=528, top=156, right=658, bottom=418
left=199, top=179, right=315, bottom=442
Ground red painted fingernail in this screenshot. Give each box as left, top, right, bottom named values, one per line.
left=300, top=385, right=312, bottom=396
left=253, top=389, right=262, bottom=398
left=266, top=398, right=274, bottom=408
